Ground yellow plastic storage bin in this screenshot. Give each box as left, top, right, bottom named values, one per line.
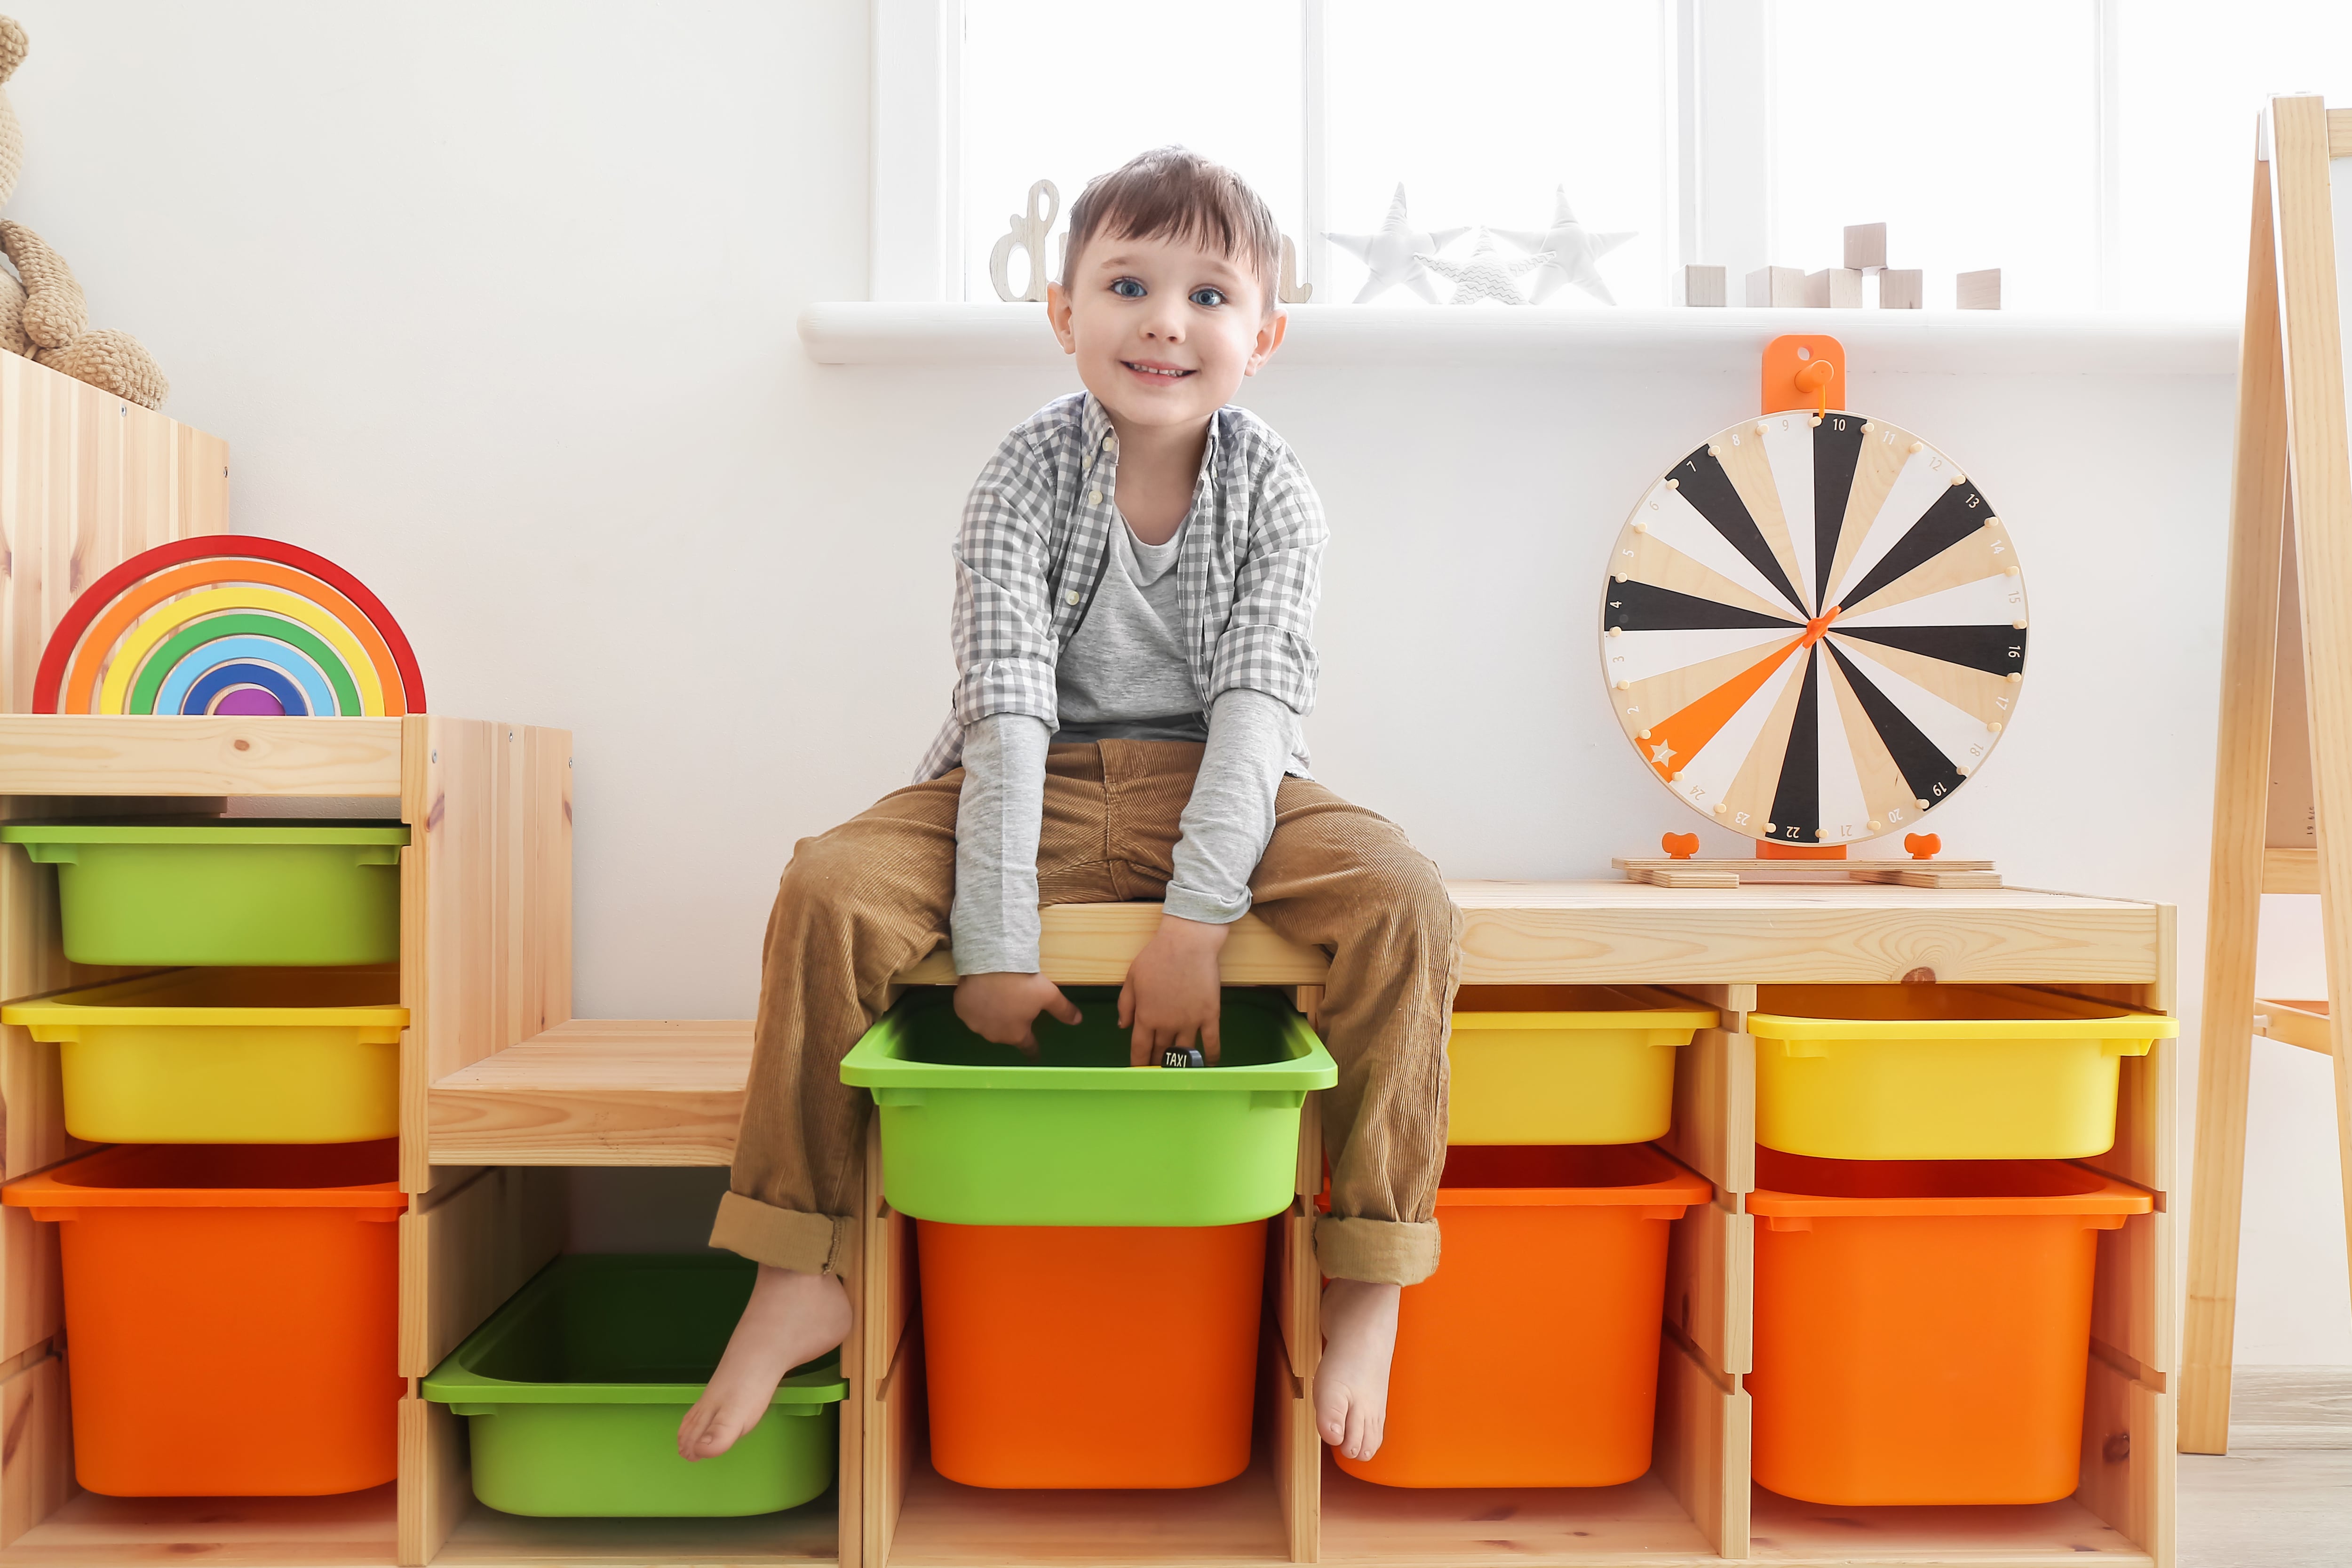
left=1446, top=987, right=1717, bottom=1145
left=2, top=968, right=406, bottom=1144
left=1748, top=985, right=2177, bottom=1161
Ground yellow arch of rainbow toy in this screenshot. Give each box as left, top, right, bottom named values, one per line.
left=97, top=585, right=389, bottom=716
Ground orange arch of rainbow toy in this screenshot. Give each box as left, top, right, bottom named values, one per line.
left=34, top=536, right=426, bottom=717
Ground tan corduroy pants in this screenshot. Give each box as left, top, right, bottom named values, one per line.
left=710, top=740, right=1464, bottom=1286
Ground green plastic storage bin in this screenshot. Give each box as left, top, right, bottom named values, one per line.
left=840, top=986, right=1336, bottom=1227
left=421, top=1255, right=846, bottom=1518
left=0, top=820, right=408, bottom=966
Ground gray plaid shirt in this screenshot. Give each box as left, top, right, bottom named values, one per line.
left=917, top=392, right=1325, bottom=780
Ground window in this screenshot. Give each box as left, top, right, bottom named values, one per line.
left=904, top=0, right=2352, bottom=316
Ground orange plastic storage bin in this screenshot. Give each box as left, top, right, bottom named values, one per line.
left=1336, top=1144, right=1710, bottom=1488
left=3, top=1141, right=405, bottom=1496
left=919, top=1220, right=1263, bottom=1488
left=1748, top=1151, right=2150, bottom=1506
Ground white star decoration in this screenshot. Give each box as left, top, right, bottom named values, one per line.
left=1492, top=186, right=1634, bottom=305
left=1325, top=185, right=1469, bottom=303
left=1648, top=739, right=1677, bottom=768
left=1419, top=230, right=1549, bottom=306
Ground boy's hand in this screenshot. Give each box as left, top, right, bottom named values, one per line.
left=1119, top=915, right=1229, bottom=1066
left=955, top=972, right=1082, bottom=1056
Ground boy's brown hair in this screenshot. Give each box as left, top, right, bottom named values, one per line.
left=1059, top=145, right=1281, bottom=314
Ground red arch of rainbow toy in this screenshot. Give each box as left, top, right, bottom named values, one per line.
left=33, top=535, right=427, bottom=716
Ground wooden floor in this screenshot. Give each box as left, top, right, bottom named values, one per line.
left=2179, top=1366, right=2352, bottom=1567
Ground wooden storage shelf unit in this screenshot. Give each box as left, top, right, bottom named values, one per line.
left=0, top=713, right=573, bottom=1568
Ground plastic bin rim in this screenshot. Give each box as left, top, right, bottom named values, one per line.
left=841, top=990, right=1337, bottom=1092
left=0, top=967, right=407, bottom=1029
left=2, top=1154, right=405, bottom=1211
left=1746, top=985, right=2179, bottom=1042
left=0, top=821, right=410, bottom=845
left=1746, top=1169, right=2154, bottom=1218
left=421, top=1256, right=850, bottom=1408
left=1432, top=1168, right=1713, bottom=1208
left=1447, top=1010, right=1715, bottom=1034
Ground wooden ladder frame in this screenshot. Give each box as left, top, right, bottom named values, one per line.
left=2181, top=92, right=2352, bottom=1456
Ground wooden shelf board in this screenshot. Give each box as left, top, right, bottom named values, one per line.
left=0, top=1484, right=396, bottom=1566
left=2253, top=996, right=2334, bottom=1055
left=428, top=1019, right=753, bottom=1167
left=882, top=1452, right=1287, bottom=1566
left=1747, top=1486, right=2149, bottom=1564
left=433, top=1495, right=834, bottom=1564
left=0, top=716, right=404, bottom=798
left=1448, top=881, right=2161, bottom=987
left=1319, top=1457, right=1716, bottom=1564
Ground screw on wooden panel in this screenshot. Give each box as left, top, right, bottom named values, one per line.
left=2103, top=1433, right=2130, bottom=1463
left=1902, top=967, right=1938, bottom=983
left=430, top=750, right=438, bottom=763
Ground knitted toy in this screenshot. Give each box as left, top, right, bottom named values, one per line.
left=0, top=17, right=168, bottom=409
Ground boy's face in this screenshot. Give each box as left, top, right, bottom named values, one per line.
left=1048, top=228, right=1286, bottom=434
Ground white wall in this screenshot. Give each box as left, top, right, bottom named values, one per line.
left=3, top=1, right=2343, bottom=1362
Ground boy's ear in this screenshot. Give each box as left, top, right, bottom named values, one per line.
left=1243, top=308, right=1287, bottom=378
left=1046, top=283, right=1078, bottom=356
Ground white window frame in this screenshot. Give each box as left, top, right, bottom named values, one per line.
left=868, top=0, right=2125, bottom=308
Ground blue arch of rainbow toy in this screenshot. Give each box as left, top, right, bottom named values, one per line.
left=182, top=661, right=311, bottom=716
left=152, top=635, right=343, bottom=717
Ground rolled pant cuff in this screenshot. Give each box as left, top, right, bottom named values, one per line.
left=710, top=1190, right=852, bottom=1274
left=1315, top=1214, right=1440, bottom=1287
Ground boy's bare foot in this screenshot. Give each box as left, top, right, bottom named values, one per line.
left=678, top=1265, right=853, bottom=1462
left=1314, top=1278, right=1400, bottom=1462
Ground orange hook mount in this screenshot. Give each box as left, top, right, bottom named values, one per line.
left=1904, top=833, right=1942, bottom=861
left=1661, top=833, right=1700, bottom=861
left=1762, top=335, right=1846, bottom=416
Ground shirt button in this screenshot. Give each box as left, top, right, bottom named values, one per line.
left=1065, top=589, right=1081, bottom=605
left=1089, top=489, right=1103, bottom=504
left=1104, top=435, right=1116, bottom=450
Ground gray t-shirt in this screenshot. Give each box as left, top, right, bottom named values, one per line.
left=950, top=512, right=1295, bottom=974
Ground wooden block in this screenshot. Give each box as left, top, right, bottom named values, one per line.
left=897, top=906, right=1327, bottom=986
left=1844, top=865, right=2005, bottom=889
left=1624, top=864, right=1742, bottom=889
left=1674, top=264, right=1726, bottom=307
left=1804, top=267, right=1863, bottom=308
left=396, top=1395, right=467, bottom=1568
left=2080, top=1350, right=2173, bottom=1560
left=2255, top=995, right=2332, bottom=1053
left=1663, top=1191, right=1753, bottom=1376
left=1878, top=267, right=1925, bottom=309
left=1659, top=1027, right=1754, bottom=1195
left=427, top=1020, right=753, bottom=1167
left=1745, top=266, right=1804, bottom=306
left=1957, top=267, right=2003, bottom=309
left=0, top=1354, right=69, bottom=1548
left=0, top=716, right=402, bottom=797
left=397, top=1164, right=566, bottom=1377
left=2093, top=1207, right=2173, bottom=1380
left=1844, top=222, right=1888, bottom=271
left=1653, top=1326, right=1748, bottom=1558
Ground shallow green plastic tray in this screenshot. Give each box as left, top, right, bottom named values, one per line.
left=421, top=1255, right=845, bottom=1518
left=0, top=820, right=407, bottom=966
left=841, top=986, right=1336, bottom=1227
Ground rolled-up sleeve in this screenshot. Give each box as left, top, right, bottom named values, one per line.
left=1207, top=445, right=1326, bottom=717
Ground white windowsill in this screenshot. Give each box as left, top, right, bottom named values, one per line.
left=797, top=302, right=2238, bottom=374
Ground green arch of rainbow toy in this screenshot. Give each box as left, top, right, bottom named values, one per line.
left=34, top=536, right=426, bottom=717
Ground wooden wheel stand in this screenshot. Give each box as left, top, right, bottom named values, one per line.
left=2180, top=93, right=2352, bottom=1458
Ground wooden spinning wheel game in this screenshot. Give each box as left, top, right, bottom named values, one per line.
left=1605, top=337, right=2024, bottom=887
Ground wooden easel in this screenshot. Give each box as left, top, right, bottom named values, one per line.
left=2181, top=92, right=2352, bottom=1457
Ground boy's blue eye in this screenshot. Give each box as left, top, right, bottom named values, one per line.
left=1190, top=287, right=1227, bottom=308
left=1111, top=278, right=1146, bottom=298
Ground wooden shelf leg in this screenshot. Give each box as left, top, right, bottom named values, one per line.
left=2183, top=129, right=2293, bottom=1457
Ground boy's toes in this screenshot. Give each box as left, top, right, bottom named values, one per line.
left=1314, top=1382, right=1350, bottom=1447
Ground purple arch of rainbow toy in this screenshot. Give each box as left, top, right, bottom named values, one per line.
left=33, top=535, right=426, bottom=715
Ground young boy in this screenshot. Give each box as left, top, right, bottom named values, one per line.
left=678, top=146, right=1461, bottom=1467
